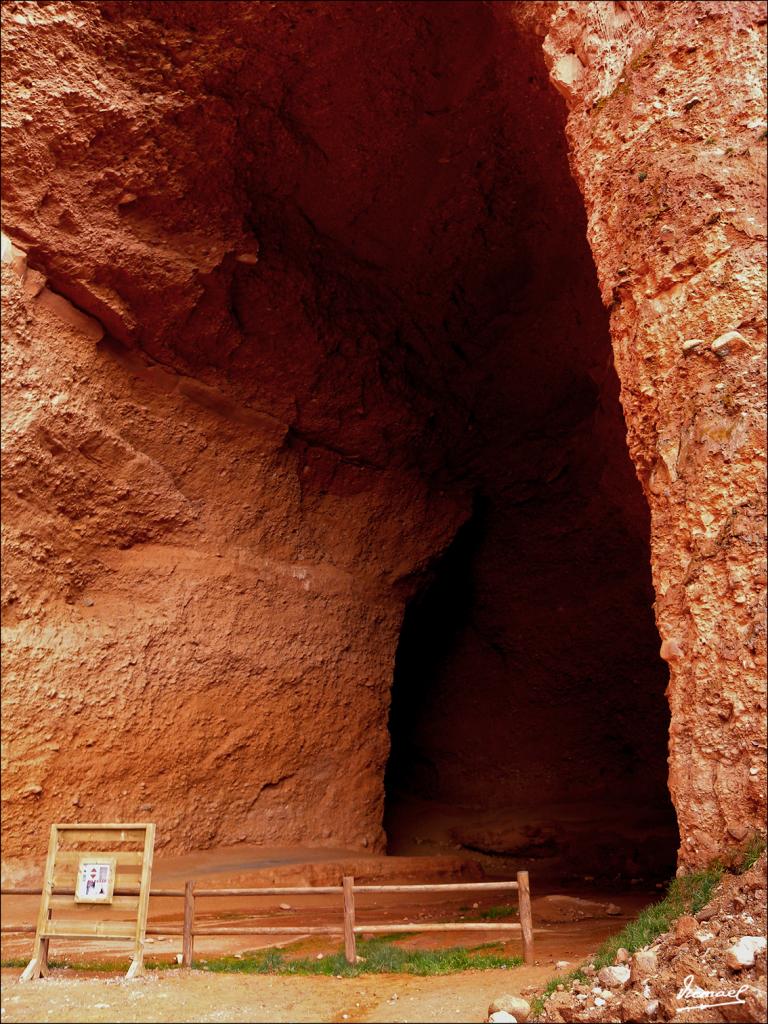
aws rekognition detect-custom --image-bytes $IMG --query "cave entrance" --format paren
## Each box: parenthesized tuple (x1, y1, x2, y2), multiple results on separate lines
(366, 1, 680, 883)
(383, 448, 679, 880)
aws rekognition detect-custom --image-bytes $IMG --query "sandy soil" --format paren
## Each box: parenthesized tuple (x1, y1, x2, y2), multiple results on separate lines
(1, 842, 661, 1022)
(1, 966, 554, 1024)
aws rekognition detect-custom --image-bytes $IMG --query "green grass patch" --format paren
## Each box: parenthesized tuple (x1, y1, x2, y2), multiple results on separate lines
(1, 939, 521, 979)
(479, 904, 518, 920)
(0, 957, 179, 972)
(198, 936, 523, 977)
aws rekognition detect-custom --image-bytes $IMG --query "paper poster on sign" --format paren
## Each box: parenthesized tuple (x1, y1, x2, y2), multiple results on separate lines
(74, 857, 116, 903)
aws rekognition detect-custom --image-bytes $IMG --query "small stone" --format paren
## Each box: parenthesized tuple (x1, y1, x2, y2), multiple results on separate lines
(595, 997, 606, 1007)
(82, 597, 94, 607)
(684, 95, 702, 109)
(711, 330, 750, 356)
(725, 935, 767, 969)
(674, 914, 697, 944)
(316, 953, 323, 959)
(645, 999, 659, 1016)
(555, 960, 571, 969)
(26, 784, 43, 796)
(598, 964, 630, 988)
(279, 902, 291, 910)
(488, 1013, 517, 1024)
(606, 903, 622, 915)
(694, 929, 715, 948)
(615, 948, 630, 964)
(235, 252, 259, 264)
(682, 338, 707, 353)
(630, 949, 658, 981)
(488, 995, 530, 1021)
(117, 192, 137, 205)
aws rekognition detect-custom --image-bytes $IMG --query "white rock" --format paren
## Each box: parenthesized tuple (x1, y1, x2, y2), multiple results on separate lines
(645, 999, 659, 1016)
(682, 338, 707, 353)
(488, 1013, 517, 1024)
(712, 330, 750, 356)
(631, 949, 658, 981)
(555, 960, 571, 969)
(598, 964, 630, 987)
(726, 935, 767, 969)
(279, 902, 292, 910)
(595, 997, 606, 1007)
(488, 995, 530, 1021)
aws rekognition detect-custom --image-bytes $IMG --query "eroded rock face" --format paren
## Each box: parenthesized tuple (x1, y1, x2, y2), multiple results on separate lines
(0, 0, 763, 866)
(530, 0, 768, 868)
(3, 242, 465, 853)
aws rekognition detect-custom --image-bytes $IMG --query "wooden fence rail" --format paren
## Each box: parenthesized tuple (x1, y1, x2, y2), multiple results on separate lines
(1, 871, 534, 966)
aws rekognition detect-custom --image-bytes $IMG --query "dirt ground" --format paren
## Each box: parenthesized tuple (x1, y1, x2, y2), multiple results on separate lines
(1, 841, 661, 1022)
(1, 965, 559, 1023)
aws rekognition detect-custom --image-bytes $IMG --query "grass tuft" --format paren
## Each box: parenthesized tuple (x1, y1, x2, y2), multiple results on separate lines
(198, 936, 522, 977)
(479, 904, 518, 920)
(0, 957, 178, 972)
(591, 863, 724, 970)
(737, 831, 766, 872)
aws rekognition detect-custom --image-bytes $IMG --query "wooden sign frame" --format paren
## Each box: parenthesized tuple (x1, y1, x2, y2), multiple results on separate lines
(21, 822, 155, 981)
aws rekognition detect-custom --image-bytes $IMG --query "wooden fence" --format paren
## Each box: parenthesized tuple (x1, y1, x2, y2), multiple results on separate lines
(1, 871, 534, 966)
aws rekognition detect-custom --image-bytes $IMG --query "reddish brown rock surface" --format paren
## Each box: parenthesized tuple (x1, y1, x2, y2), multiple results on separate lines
(530, 0, 767, 869)
(0, 0, 764, 871)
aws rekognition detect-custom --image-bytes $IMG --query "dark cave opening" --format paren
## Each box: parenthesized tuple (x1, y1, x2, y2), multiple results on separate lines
(385, 497, 489, 801)
(384, 441, 679, 879)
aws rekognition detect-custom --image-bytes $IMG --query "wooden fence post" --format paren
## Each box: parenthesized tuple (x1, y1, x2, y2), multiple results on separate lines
(342, 875, 357, 964)
(517, 870, 534, 965)
(182, 880, 196, 968)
